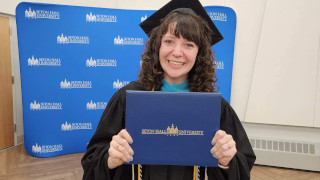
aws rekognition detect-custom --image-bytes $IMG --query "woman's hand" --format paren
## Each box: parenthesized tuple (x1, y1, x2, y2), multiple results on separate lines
(108, 129, 134, 169)
(210, 130, 237, 167)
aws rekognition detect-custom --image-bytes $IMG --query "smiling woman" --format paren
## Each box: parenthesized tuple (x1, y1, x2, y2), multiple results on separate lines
(81, 0, 256, 179)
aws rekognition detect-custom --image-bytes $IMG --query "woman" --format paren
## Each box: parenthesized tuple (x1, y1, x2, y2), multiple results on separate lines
(81, 0, 255, 179)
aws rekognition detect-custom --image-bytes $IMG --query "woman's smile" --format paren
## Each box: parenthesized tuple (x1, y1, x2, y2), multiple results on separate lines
(168, 60, 184, 66)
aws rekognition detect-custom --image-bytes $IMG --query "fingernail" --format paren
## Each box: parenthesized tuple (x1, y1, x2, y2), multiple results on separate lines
(212, 154, 217, 159)
(211, 142, 215, 146)
(210, 149, 214, 154)
(130, 157, 133, 161)
(130, 140, 133, 144)
(130, 152, 134, 156)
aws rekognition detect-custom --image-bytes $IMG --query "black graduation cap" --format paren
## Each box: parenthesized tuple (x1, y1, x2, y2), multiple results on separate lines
(139, 0, 223, 46)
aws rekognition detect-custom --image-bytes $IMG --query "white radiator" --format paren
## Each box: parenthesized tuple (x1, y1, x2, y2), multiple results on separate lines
(249, 137, 320, 171)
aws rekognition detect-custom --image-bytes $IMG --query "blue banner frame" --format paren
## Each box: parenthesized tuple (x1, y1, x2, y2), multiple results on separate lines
(16, 2, 236, 157)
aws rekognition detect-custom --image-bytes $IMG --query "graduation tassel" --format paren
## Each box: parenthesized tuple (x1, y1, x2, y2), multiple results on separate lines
(193, 166, 200, 180)
(138, 164, 142, 180)
(197, 166, 200, 180)
(132, 164, 135, 180)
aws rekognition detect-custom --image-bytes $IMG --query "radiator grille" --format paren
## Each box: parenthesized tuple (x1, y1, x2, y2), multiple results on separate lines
(249, 137, 318, 155)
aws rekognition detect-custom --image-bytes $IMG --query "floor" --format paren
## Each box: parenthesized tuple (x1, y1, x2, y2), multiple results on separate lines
(0, 144, 319, 180)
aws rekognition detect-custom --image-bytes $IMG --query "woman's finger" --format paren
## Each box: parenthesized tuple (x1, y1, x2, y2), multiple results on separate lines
(108, 144, 127, 162)
(117, 129, 134, 156)
(111, 138, 132, 162)
(214, 139, 236, 159)
(212, 133, 232, 153)
(211, 130, 226, 145)
(119, 129, 133, 144)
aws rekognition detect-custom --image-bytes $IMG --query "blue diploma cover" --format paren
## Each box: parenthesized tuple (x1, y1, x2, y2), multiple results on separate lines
(126, 91, 221, 167)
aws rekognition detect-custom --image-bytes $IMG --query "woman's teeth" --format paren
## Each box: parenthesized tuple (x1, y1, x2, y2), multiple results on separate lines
(169, 60, 184, 66)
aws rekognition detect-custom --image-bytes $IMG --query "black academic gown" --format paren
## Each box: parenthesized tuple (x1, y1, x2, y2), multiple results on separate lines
(81, 81, 256, 180)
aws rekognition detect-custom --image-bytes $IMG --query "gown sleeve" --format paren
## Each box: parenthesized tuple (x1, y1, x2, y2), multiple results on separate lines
(207, 98, 256, 180)
(81, 89, 127, 180)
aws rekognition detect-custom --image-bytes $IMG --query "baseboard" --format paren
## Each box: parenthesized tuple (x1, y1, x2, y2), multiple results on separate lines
(17, 135, 24, 145)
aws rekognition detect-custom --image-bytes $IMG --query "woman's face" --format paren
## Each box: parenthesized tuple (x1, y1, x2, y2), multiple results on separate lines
(159, 30, 199, 85)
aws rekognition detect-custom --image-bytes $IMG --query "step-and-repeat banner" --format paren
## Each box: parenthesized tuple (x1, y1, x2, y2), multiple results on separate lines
(16, 2, 236, 157)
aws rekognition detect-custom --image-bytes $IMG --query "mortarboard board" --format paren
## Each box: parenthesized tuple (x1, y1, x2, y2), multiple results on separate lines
(139, 0, 223, 46)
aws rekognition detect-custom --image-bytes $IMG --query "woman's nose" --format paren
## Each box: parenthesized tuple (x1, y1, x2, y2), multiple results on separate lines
(172, 45, 183, 57)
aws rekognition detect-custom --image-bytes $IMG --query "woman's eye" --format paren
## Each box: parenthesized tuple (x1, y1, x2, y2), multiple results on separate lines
(164, 40, 172, 44)
(186, 43, 194, 47)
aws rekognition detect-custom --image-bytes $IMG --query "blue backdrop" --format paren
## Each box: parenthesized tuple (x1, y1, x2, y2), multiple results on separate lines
(16, 2, 236, 157)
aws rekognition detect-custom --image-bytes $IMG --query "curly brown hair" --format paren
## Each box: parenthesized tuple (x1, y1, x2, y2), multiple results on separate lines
(138, 10, 218, 92)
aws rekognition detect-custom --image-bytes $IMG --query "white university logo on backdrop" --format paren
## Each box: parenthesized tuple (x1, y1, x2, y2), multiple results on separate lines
(25, 7, 60, 19)
(113, 79, 130, 89)
(86, 100, 107, 110)
(57, 33, 89, 44)
(86, 12, 117, 22)
(86, 57, 117, 67)
(30, 100, 62, 110)
(28, 55, 61, 66)
(214, 61, 224, 69)
(141, 15, 147, 22)
(114, 35, 143, 45)
(60, 79, 92, 89)
(32, 143, 63, 153)
(208, 12, 227, 22)
(61, 121, 92, 131)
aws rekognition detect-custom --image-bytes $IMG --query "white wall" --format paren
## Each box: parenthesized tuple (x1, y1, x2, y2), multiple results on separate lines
(226, 0, 267, 122)
(316, 36, 320, 127)
(0, 0, 117, 15)
(0, 0, 227, 15)
(245, 0, 320, 127)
